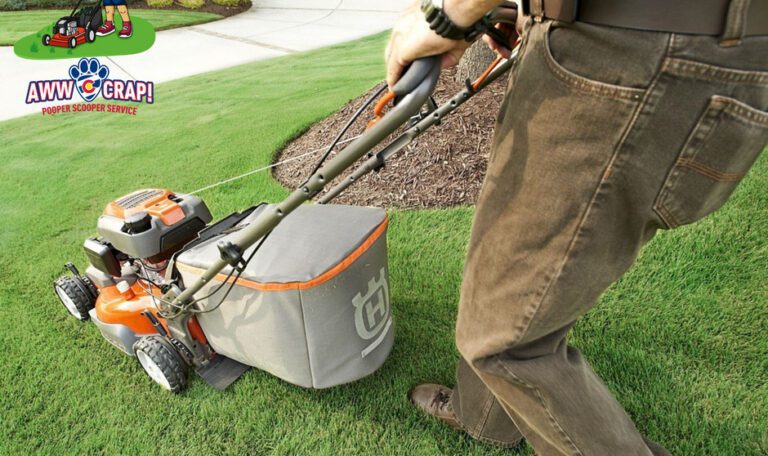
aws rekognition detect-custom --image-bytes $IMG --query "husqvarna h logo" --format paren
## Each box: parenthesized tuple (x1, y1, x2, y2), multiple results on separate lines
(353, 267, 392, 358)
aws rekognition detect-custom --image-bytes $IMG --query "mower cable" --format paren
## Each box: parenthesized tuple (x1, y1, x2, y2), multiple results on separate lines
(188, 80, 386, 197)
(136, 231, 272, 318)
(188, 135, 364, 195)
(135, 269, 178, 312)
(188, 231, 272, 314)
(303, 82, 388, 184)
(153, 231, 272, 318)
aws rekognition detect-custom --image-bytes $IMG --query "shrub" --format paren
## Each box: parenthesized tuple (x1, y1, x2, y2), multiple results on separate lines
(211, 0, 239, 6)
(146, 0, 172, 7)
(0, 0, 27, 11)
(177, 0, 204, 9)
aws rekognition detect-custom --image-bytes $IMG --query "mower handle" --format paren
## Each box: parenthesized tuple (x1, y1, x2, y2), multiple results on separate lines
(167, 56, 442, 310)
(392, 56, 441, 97)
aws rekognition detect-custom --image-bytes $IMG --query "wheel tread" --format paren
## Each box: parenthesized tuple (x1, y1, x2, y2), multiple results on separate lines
(134, 336, 188, 393)
(54, 276, 95, 321)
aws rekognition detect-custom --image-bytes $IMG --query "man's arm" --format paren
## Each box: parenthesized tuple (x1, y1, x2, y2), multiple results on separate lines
(385, 0, 503, 87)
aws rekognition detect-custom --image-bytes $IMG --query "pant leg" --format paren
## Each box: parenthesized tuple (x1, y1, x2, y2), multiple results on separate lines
(455, 19, 768, 456)
(452, 356, 522, 448)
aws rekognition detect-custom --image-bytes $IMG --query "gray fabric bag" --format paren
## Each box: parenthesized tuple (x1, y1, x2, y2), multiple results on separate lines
(176, 204, 393, 388)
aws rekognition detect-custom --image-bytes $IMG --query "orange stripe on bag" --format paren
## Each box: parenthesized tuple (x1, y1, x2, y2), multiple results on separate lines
(177, 217, 389, 292)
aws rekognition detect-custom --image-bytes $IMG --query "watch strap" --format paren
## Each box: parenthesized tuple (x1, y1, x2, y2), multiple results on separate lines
(422, 0, 490, 41)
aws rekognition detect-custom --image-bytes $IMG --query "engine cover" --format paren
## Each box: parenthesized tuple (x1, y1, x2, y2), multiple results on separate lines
(97, 189, 212, 262)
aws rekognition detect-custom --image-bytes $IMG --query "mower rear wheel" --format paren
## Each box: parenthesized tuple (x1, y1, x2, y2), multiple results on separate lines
(54, 276, 95, 321)
(42, 34, 51, 46)
(69, 37, 77, 48)
(86, 29, 95, 43)
(134, 336, 188, 394)
(81, 275, 99, 299)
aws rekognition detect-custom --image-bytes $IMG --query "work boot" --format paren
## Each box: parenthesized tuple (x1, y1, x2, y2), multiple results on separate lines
(96, 21, 115, 36)
(409, 384, 461, 430)
(119, 22, 132, 39)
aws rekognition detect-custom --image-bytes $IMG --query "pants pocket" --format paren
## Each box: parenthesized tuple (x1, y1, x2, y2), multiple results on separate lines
(654, 95, 768, 228)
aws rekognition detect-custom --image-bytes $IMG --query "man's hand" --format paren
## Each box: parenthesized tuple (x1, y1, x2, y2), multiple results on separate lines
(385, 2, 470, 88)
(482, 23, 517, 59)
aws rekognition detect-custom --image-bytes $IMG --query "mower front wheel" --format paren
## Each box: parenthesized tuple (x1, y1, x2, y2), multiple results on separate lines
(54, 276, 95, 321)
(42, 34, 51, 46)
(134, 336, 188, 394)
(69, 37, 77, 49)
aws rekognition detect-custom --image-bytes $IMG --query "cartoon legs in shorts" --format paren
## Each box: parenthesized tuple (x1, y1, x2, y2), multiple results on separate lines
(96, 0, 132, 39)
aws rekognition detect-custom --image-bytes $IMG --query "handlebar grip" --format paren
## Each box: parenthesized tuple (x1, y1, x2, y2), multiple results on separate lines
(489, 1, 518, 25)
(392, 55, 442, 97)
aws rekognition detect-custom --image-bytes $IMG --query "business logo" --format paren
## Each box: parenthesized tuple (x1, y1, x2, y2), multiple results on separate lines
(25, 58, 154, 116)
(352, 267, 392, 358)
(70, 57, 109, 102)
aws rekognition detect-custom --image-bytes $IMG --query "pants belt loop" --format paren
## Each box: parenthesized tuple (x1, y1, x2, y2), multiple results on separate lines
(530, 0, 545, 21)
(720, 0, 751, 47)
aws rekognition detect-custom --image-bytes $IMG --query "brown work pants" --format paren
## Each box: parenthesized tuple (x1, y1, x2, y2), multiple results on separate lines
(452, 16, 768, 456)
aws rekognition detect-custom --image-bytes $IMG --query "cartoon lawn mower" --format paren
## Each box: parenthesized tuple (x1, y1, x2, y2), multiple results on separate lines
(42, 0, 103, 49)
(52, 4, 520, 394)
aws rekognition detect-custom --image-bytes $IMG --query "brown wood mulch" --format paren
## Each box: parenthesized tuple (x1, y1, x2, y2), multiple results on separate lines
(272, 67, 509, 210)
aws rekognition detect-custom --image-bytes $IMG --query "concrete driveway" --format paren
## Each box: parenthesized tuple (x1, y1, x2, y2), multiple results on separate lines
(0, 0, 410, 121)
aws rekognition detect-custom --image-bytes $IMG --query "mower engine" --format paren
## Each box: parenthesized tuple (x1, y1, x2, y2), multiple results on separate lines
(56, 18, 78, 36)
(95, 189, 211, 265)
(55, 189, 212, 361)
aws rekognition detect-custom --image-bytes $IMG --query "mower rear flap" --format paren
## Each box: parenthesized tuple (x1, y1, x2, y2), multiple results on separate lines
(196, 354, 251, 390)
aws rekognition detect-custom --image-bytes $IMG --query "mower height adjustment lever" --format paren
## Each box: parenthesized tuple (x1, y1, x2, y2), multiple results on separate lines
(409, 96, 440, 127)
(141, 311, 169, 338)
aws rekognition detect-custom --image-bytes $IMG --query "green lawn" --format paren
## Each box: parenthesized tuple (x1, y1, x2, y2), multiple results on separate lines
(0, 8, 223, 45)
(1, 34, 766, 455)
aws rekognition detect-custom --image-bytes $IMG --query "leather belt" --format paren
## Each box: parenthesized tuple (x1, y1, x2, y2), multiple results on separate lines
(523, 0, 768, 37)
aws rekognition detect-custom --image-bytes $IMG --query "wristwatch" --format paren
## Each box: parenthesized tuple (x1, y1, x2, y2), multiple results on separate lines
(421, 0, 490, 42)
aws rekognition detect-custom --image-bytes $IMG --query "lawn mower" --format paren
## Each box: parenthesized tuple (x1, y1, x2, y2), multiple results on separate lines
(42, 0, 103, 49)
(53, 5, 520, 393)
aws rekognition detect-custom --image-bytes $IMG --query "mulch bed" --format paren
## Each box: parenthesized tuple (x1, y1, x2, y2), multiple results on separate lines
(273, 67, 509, 209)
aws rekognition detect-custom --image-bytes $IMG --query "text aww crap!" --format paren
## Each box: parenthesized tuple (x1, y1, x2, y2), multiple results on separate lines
(25, 79, 154, 104)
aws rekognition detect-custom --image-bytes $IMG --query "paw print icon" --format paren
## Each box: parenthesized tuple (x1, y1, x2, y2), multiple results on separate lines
(69, 58, 110, 102)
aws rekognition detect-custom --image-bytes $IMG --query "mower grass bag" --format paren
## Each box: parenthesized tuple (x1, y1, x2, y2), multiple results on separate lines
(176, 204, 393, 388)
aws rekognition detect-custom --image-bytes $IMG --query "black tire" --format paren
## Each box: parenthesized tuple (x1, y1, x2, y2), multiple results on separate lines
(69, 37, 77, 49)
(86, 29, 95, 43)
(54, 276, 95, 321)
(42, 34, 51, 46)
(81, 276, 99, 299)
(133, 336, 188, 393)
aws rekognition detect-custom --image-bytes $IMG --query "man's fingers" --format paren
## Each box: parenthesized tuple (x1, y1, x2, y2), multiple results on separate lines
(483, 24, 516, 58)
(386, 55, 405, 89)
(441, 54, 458, 69)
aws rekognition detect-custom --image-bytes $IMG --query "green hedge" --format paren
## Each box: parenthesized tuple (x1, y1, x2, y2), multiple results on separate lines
(0, 0, 26, 10)
(146, 0, 172, 7)
(177, 0, 203, 8)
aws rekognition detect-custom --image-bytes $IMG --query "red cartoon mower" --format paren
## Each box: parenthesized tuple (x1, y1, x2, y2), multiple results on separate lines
(42, 0, 103, 49)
